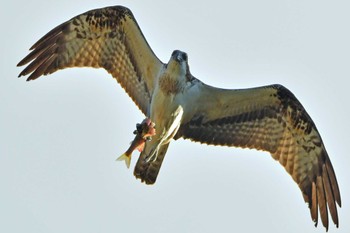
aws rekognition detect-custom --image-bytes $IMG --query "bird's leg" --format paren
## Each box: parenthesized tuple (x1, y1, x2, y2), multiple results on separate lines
(145, 106, 184, 162)
(137, 118, 156, 150)
(140, 118, 156, 138)
(117, 118, 156, 168)
(132, 118, 156, 137)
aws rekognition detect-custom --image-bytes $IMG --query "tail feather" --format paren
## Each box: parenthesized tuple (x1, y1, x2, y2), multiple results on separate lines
(117, 153, 131, 169)
(134, 143, 170, 184)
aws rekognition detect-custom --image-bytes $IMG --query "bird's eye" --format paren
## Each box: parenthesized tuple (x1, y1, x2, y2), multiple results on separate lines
(182, 53, 188, 61)
(171, 50, 178, 57)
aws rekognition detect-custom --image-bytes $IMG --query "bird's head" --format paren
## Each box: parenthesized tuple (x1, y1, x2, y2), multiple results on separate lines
(165, 50, 191, 81)
(171, 50, 188, 63)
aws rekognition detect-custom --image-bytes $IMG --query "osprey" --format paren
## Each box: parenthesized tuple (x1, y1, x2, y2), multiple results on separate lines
(17, 5, 341, 230)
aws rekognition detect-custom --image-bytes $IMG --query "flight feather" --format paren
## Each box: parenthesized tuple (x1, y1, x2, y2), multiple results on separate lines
(175, 83, 341, 229)
(17, 6, 163, 115)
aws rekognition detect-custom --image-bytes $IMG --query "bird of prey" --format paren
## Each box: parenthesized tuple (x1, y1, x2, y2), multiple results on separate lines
(17, 5, 341, 230)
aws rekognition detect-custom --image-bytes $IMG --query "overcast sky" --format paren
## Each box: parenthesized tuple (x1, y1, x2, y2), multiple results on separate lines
(1, 0, 349, 232)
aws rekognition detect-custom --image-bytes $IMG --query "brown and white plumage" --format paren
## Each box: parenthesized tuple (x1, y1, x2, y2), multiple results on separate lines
(17, 6, 162, 115)
(17, 5, 341, 230)
(174, 83, 341, 229)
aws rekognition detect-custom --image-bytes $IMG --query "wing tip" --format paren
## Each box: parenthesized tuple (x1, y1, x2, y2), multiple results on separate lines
(304, 152, 341, 230)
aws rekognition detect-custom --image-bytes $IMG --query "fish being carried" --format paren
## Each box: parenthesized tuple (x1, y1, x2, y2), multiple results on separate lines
(117, 118, 156, 168)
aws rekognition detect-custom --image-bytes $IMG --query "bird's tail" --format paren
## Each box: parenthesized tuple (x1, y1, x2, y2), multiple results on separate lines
(117, 153, 131, 169)
(134, 143, 170, 184)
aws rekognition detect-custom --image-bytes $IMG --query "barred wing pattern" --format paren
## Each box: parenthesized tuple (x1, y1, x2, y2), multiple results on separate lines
(17, 6, 163, 115)
(17, 5, 341, 230)
(175, 83, 341, 230)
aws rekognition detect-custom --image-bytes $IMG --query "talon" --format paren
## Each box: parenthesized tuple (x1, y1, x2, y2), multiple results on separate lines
(136, 123, 142, 133)
(120, 118, 157, 166)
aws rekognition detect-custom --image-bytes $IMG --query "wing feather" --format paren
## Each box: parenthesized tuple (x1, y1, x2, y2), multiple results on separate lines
(17, 6, 164, 115)
(323, 164, 337, 227)
(175, 82, 341, 229)
(311, 181, 318, 226)
(317, 175, 328, 229)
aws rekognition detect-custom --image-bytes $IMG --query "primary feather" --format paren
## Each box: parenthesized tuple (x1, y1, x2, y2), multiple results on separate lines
(17, 5, 341, 230)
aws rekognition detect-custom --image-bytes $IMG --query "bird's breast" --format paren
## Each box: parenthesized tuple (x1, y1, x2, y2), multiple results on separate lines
(158, 73, 184, 95)
(149, 77, 184, 133)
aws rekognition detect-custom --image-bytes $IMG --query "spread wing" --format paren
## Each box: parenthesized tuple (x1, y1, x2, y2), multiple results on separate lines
(175, 82, 341, 230)
(17, 6, 164, 115)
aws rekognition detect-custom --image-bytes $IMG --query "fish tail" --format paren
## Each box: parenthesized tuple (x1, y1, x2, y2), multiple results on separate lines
(116, 153, 131, 169)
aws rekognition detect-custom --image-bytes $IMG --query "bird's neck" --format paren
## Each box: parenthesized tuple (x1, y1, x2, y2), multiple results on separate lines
(158, 73, 185, 95)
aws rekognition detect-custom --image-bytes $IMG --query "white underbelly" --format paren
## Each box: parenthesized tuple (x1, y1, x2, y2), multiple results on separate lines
(149, 89, 183, 142)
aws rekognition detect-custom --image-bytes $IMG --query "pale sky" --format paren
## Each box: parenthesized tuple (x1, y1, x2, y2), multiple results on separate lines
(1, 1, 349, 233)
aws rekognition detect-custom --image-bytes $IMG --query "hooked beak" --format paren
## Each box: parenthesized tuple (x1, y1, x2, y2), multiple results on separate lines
(171, 50, 187, 62)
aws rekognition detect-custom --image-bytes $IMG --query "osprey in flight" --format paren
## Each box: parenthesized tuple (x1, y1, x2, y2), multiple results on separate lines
(17, 5, 341, 230)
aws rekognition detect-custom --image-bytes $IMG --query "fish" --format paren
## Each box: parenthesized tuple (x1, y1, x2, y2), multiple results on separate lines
(117, 118, 156, 168)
